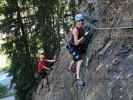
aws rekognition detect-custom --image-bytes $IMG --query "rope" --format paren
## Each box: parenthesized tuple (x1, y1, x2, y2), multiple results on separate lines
(93, 26, 133, 30)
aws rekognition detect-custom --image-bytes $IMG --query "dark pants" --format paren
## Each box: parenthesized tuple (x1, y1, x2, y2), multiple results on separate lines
(39, 70, 48, 79)
(66, 44, 84, 61)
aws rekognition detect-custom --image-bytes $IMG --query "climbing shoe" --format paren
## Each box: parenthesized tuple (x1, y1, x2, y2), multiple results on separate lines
(76, 79, 85, 86)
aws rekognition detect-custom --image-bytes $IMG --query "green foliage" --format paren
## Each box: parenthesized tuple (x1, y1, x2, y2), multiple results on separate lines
(0, 0, 79, 99)
(0, 0, 68, 100)
(0, 84, 7, 97)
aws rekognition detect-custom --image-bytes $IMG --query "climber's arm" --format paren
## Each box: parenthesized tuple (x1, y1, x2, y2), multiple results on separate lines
(73, 28, 84, 46)
(44, 59, 56, 63)
(42, 65, 50, 70)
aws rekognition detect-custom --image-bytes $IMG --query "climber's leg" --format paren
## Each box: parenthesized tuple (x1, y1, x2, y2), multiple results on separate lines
(36, 71, 46, 94)
(71, 61, 77, 73)
(42, 77, 47, 86)
(71, 48, 83, 79)
(76, 59, 83, 79)
(72, 50, 86, 86)
(45, 76, 50, 91)
(36, 79, 43, 94)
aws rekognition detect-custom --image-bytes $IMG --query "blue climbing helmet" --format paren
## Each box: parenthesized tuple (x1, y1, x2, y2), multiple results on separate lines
(75, 13, 84, 22)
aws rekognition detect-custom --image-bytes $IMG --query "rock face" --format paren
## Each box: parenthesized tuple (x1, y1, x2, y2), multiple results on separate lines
(33, 0, 133, 100)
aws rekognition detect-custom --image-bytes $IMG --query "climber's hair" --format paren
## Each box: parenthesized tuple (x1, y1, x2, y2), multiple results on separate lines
(37, 52, 46, 62)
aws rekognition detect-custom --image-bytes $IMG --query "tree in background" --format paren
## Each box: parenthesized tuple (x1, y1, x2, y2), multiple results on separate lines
(0, 0, 78, 99)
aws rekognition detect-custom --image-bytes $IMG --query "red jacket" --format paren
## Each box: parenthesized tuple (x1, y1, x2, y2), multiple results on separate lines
(37, 60, 48, 72)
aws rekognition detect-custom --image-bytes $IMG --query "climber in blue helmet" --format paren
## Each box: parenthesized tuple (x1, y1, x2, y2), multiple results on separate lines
(66, 13, 89, 85)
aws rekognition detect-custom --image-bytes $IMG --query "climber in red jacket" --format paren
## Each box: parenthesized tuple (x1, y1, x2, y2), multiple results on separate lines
(36, 52, 56, 93)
